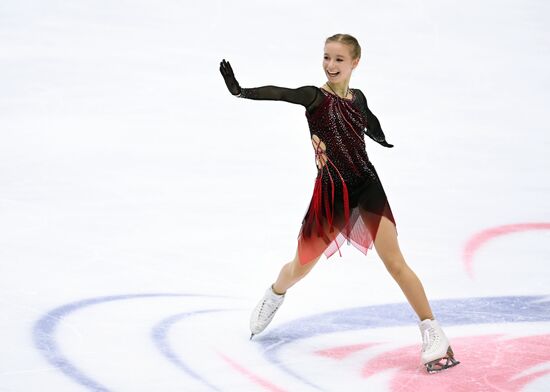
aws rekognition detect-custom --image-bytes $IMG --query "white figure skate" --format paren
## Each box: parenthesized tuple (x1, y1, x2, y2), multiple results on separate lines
(249, 285, 285, 339)
(419, 319, 460, 373)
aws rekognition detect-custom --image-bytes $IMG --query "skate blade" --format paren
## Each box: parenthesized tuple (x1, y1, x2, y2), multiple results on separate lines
(250, 333, 255, 340)
(425, 347, 460, 374)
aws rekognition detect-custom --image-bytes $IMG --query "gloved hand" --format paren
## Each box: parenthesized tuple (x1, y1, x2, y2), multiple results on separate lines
(380, 141, 394, 148)
(219, 59, 242, 96)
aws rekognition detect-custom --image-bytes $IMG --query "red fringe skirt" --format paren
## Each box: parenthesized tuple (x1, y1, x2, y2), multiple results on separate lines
(297, 164, 397, 265)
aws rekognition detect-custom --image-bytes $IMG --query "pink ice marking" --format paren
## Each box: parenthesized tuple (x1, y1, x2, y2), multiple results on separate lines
(358, 334, 550, 391)
(463, 222, 550, 278)
(315, 342, 382, 360)
(218, 352, 288, 392)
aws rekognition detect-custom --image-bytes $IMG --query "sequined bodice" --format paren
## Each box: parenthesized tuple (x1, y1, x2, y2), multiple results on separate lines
(233, 83, 394, 244)
(305, 88, 374, 188)
(236, 83, 392, 189)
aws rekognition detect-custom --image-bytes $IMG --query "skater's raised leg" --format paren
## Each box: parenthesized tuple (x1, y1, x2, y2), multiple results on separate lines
(249, 248, 322, 339)
(249, 285, 286, 339)
(250, 227, 337, 339)
(272, 246, 322, 295)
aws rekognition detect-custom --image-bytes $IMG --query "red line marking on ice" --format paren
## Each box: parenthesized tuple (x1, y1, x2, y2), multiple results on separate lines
(218, 352, 288, 392)
(463, 222, 550, 278)
(315, 342, 381, 360)
(362, 334, 550, 391)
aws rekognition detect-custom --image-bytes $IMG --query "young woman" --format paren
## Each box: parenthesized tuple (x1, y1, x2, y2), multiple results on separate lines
(219, 33, 460, 373)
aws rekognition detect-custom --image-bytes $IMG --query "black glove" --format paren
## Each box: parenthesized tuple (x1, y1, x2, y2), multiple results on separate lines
(219, 59, 242, 96)
(379, 140, 394, 148)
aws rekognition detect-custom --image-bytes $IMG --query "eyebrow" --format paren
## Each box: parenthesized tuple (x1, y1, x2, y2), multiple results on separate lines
(324, 53, 345, 58)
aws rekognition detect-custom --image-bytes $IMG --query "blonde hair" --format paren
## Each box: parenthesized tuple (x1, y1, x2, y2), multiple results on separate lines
(325, 33, 361, 60)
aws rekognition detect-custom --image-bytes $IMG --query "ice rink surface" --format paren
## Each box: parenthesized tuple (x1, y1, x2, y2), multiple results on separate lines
(1, 0, 549, 391)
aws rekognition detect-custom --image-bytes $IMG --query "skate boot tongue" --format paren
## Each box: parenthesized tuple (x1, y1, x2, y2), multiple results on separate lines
(420, 319, 440, 345)
(419, 318, 437, 330)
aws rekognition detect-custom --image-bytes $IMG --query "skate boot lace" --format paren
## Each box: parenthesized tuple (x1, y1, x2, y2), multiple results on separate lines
(258, 297, 281, 321)
(422, 326, 440, 352)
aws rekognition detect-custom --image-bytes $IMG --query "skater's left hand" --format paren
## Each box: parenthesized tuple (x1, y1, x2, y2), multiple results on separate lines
(219, 59, 242, 96)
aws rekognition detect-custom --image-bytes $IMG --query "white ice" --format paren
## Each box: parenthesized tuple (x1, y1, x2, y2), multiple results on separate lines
(1, 1, 549, 391)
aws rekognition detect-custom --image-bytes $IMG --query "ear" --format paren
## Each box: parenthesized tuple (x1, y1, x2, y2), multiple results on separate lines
(352, 57, 360, 69)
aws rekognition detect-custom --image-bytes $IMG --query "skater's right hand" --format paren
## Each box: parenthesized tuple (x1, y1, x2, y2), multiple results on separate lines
(219, 59, 242, 96)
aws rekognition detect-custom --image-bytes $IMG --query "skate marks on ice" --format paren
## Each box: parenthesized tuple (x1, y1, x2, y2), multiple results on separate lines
(32, 293, 255, 392)
(152, 309, 230, 392)
(152, 309, 290, 392)
(33, 293, 191, 392)
(32, 294, 550, 392)
(32, 292, 302, 392)
(257, 296, 550, 391)
(359, 334, 550, 390)
(33, 223, 550, 391)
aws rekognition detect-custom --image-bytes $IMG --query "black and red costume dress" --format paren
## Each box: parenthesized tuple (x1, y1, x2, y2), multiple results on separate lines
(238, 85, 397, 264)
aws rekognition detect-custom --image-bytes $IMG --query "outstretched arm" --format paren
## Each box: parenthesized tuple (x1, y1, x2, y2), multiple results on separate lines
(238, 85, 319, 107)
(355, 89, 394, 148)
(219, 59, 322, 111)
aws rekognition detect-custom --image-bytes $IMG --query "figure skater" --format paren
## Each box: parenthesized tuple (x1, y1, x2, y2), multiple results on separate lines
(219, 33, 460, 373)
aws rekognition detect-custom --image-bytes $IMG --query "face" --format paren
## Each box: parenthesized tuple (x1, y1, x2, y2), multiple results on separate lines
(323, 41, 360, 84)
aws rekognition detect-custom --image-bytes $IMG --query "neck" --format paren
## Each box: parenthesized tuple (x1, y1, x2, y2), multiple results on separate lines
(326, 81, 350, 97)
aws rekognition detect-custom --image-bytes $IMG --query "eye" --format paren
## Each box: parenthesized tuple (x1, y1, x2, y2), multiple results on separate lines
(337, 59, 343, 62)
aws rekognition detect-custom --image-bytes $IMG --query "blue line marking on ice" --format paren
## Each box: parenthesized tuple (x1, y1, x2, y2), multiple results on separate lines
(33, 294, 550, 391)
(151, 309, 227, 392)
(32, 293, 228, 392)
(257, 295, 550, 388)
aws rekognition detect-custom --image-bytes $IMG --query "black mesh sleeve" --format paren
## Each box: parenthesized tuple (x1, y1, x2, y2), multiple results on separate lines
(238, 85, 323, 114)
(354, 89, 394, 148)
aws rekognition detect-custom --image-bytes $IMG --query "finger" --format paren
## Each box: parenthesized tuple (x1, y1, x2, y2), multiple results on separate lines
(223, 61, 231, 76)
(220, 63, 228, 77)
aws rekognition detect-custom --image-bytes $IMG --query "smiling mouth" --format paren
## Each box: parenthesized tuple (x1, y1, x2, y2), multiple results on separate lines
(327, 71, 340, 76)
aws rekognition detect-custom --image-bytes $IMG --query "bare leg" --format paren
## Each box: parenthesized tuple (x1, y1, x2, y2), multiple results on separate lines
(272, 248, 322, 294)
(249, 237, 331, 339)
(273, 226, 339, 294)
(373, 215, 434, 321)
